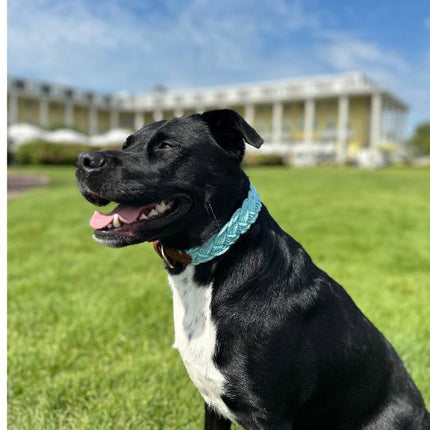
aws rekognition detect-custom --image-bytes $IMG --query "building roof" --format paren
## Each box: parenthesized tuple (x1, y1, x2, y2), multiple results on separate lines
(7, 72, 408, 111)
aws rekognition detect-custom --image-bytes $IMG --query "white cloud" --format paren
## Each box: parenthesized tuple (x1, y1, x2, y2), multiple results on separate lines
(7, 0, 321, 92)
(320, 36, 407, 73)
(7, 0, 430, 133)
(317, 31, 409, 90)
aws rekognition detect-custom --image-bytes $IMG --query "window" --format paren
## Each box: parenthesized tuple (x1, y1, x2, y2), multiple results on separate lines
(14, 80, 25, 90)
(41, 84, 50, 94)
(64, 89, 74, 98)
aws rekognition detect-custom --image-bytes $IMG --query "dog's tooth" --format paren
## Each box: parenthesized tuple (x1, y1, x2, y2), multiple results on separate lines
(155, 203, 165, 213)
(139, 213, 148, 220)
(159, 201, 167, 212)
(149, 209, 158, 217)
(107, 223, 113, 229)
(113, 214, 121, 228)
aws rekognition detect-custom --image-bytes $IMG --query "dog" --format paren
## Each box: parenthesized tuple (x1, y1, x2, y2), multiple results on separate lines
(76, 109, 428, 429)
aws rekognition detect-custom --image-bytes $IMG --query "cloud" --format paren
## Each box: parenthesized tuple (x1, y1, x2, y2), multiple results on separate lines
(317, 31, 409, 90)
(7, 0, 430, 132)
(320, 35, 407, 74)
(7, 0, 321, 92)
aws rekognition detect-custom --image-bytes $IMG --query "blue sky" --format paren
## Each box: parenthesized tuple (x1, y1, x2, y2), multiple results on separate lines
(8, 0, 430, 133)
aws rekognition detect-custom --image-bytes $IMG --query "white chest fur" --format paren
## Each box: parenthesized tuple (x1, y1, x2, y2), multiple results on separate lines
(168, 266, 236, 423)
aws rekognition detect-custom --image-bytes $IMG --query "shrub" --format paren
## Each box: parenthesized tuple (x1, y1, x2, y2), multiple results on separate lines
(14, 141, 121, 165)
(243, 153, 285, 166)
(7, 138, 14, 165)
(15, 141, 287, 167)
(408, 122, 430, 155)
(7, 150, 14, 165)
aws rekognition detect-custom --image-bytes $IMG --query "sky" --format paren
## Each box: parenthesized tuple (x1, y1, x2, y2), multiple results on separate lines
(8, 0, 430, 134)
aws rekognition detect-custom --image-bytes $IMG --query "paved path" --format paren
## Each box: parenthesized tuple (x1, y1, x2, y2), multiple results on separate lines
(7, 174, 49, 197)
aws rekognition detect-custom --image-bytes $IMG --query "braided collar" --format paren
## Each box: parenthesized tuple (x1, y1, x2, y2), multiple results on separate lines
(153, 183, 262, 268)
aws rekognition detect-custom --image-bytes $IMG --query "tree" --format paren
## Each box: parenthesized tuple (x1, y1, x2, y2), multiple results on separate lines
(408, 122, 430, 155)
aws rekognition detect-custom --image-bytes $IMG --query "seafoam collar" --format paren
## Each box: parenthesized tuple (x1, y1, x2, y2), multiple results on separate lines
(153, 183, 262, 267)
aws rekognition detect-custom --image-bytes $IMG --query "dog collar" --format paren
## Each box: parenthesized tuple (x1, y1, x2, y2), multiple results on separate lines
(153, 183, 262, 268)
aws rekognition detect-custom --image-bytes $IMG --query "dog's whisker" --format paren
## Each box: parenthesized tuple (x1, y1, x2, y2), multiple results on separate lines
(206, 202, 221, 230)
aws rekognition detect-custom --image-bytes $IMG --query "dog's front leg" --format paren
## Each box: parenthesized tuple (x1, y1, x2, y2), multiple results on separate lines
(204, 403, 231, 430)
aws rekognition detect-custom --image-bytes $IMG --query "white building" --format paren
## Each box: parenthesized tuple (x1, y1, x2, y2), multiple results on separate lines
(7, 72, 408, 165)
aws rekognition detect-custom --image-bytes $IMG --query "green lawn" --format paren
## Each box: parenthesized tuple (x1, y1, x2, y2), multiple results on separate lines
(8, 166, 430, 429)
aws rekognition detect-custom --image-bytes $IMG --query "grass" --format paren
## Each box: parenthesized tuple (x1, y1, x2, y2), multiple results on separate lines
(8, 165, 430, 429)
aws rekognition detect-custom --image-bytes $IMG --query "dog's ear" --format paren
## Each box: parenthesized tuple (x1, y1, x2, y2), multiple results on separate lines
(200, 109, 264, 160)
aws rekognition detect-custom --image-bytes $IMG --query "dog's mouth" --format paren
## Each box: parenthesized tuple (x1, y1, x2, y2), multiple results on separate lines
(85, 192, 192, 247)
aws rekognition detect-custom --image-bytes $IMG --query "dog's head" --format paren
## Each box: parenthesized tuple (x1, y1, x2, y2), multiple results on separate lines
(76, 109, 263, 249)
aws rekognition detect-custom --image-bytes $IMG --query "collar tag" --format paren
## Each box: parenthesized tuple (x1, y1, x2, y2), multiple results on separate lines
(153, 241, 176, 269)
(152, 241, 192, 268)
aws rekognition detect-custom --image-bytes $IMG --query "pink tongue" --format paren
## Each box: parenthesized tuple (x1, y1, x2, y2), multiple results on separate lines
(90, 205, 144, 229)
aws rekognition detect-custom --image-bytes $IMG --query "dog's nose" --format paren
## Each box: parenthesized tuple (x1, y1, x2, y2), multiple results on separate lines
(77, 151, 106, 171)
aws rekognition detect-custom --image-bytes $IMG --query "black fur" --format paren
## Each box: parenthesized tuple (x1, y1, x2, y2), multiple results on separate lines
(76, 109, 429, 429)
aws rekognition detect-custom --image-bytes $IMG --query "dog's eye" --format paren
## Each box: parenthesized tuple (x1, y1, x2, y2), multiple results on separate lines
(156, 141, 174, 150)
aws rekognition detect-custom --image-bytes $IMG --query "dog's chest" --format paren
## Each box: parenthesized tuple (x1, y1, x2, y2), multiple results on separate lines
(168, 266, 236, 423)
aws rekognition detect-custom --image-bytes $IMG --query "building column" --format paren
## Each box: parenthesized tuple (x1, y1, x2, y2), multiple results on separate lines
(39, 99, 48, 128)
(370, 93, 382, 150)
(9, 94, 18, 124)
(272, 102, 283, 144)
(134, 112, 144, 130)
(89, 106, 98, 135)
(154, 110, 163, 122)
(245, 103, 255, 126)
(65, 103, 74, 128)
(304, 99, 315, 144)
(337, 95, 349, 162)
(110, 109, 119, 129)
(174, 107, 184, 117)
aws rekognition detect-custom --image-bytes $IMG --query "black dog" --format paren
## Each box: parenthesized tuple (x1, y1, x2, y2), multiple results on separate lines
(76, 110, 428, 429)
